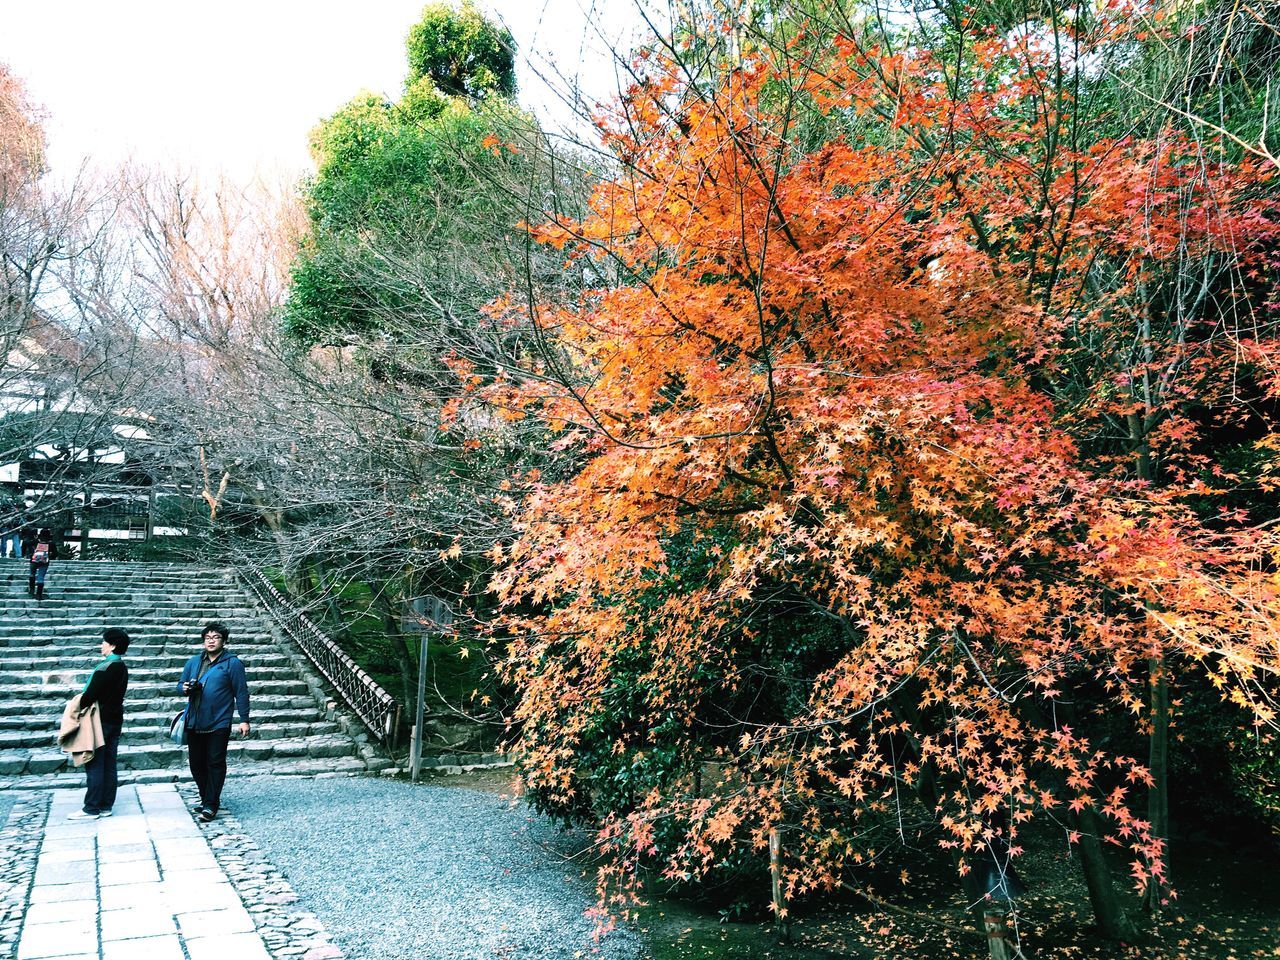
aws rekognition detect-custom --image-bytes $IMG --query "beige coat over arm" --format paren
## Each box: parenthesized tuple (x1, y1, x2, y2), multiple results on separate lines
(58, 695, 104, 767)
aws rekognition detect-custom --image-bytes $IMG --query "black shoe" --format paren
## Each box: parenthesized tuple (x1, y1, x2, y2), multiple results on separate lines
(191, 803, 208, 814)
(199, 809, 216, 822)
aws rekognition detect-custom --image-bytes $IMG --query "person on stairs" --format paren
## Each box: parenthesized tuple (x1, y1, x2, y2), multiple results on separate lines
(178, 621, 250, 822)
(27, 528, 56, 600)
(67, 628, 130, 820)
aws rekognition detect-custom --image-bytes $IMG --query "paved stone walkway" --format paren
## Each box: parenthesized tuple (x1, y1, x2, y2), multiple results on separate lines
(17, 784, 271, 960)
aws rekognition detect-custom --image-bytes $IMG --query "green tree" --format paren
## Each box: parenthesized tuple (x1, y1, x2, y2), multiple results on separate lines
(274, 2, 581, 731)
(406, 1, 516, 99)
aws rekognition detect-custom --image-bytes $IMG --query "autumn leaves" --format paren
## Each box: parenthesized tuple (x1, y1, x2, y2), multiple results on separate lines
(484, 3, 1280, 949)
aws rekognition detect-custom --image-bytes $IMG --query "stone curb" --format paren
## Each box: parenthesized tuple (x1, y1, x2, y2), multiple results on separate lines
(0, 792, 48, 960)
(179, 782, 345, 960)
(379, 758, 515, 778)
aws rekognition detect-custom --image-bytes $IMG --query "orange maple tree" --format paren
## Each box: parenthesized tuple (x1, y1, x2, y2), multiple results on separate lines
(482, 3, 1280, 949)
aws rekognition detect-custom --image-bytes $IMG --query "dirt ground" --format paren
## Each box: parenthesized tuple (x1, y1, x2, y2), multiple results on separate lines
(434, 769, 1280, 960)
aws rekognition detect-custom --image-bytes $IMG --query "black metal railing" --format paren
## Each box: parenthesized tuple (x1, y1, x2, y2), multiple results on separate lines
(235, 562, 402, 747)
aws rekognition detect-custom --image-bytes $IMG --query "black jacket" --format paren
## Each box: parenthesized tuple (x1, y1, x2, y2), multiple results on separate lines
(81, 657, 128, 727)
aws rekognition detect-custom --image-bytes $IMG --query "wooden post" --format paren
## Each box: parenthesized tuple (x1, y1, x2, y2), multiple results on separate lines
(984, 909, 1012, 960)
(410, 632, 428, 781)
(145, 485, 156, 542)
(769, 827, 790, 943)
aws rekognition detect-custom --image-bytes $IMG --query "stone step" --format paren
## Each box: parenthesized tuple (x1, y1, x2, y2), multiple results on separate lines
(0, 560, 388, 785)
(0, 569, 235, 579)
(0, 622, 271, 638)
(1, 582, 240, 590)
(3, 607, 251, 615)
(0, 634, 279, 649)
(0, 649, 283, 662)
(2, 586, 240, 597)
(1, 718, 343, 749)
(0, 641, 277, 652)
(0, 561, 234, 574)
(0, 606, 263, 620)
(0, 755, 384, 792)
(0, 625, 277, 637)
(0, 628, 274, 640)
(0, 635, 273, 648)
(5, 585, 240, 594)
(0, 643, 273, 655)
(0, 704, 334, 731)
(0, 677, 315, 701)
(0, 651, 294, 670)
(5, 655, 291, 671)
(0, 573, 238, 582)
(0, 652, 287, 668)
(7, 597, 242, 604)
(0, 619, 272, 634)
(1, 736, 368, 776)
(0, 578, 239, 591)
(1, 597, 249, 607)
(3, 671, 305, 693)
(0, 694, 322, 720)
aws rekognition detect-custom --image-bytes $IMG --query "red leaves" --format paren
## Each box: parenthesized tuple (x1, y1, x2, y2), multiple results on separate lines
(489, 1, 1280, 925)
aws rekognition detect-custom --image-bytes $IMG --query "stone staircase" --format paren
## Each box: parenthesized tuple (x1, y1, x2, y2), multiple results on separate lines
(0, 559, 390, 789)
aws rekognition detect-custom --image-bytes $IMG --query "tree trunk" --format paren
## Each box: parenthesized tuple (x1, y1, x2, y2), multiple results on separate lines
(1070, 807, 1141, 942)
(1145, 656, 1170, 911)
(374, 590, 416, 716)
(252, 502, 299, 594)
(891, 699, 1031, 959)
(1029, 697, 1141, 941)
(769, 827, 791, 943)
(1129, 308, 1171, 914)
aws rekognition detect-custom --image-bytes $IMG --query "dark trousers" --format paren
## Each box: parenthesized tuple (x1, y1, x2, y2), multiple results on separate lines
(187, 728, 232, 812)
(27, 562, 47, 597)
(83, 723, 121, 813)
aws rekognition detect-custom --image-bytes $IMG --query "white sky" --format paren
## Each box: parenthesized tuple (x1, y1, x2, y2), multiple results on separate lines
(0, 0, 657, 186)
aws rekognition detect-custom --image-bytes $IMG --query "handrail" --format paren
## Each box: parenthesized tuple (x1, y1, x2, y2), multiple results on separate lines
(233, 560, 402, 747)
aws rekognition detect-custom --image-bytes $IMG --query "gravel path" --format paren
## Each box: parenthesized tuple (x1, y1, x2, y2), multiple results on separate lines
(228, 775, 642, 960)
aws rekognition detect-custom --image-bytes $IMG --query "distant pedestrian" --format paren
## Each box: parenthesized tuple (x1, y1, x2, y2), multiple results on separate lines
(65, 628, 130, 820)
(19, 525, 36, 559)
(27, 528, 56, 600)
(0, 517, 20, 558)
(178, 621, 250, 821)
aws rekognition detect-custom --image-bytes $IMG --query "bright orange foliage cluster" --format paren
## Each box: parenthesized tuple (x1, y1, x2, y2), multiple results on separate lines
(488, 5, 1280, 919)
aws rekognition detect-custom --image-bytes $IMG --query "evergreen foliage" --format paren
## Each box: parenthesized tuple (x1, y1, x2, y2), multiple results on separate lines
(405, 1, 517, 99)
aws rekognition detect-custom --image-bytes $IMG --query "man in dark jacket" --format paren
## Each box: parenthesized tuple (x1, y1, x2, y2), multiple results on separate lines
(178, 621, 250, 822)
(68, 627, 130, 820)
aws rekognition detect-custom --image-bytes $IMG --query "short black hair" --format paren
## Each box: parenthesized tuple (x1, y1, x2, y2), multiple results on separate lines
(103, 627, 130, 654)
(201, 621, 230, 642)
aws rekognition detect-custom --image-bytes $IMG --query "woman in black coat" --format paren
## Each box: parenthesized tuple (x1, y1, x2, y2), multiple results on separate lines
(68, 628, 130, 820)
